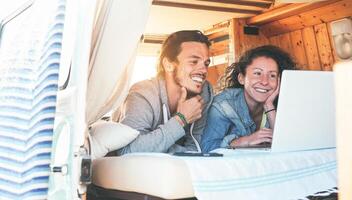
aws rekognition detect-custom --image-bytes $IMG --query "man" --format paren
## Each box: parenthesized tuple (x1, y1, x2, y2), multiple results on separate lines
(113, 30, 213, 155)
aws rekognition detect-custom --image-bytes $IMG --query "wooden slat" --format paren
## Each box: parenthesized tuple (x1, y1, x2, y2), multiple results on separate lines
(207, 66, 220, 86)
(210, 39, 229, 54)
(269, 35, 280, 47)
(206, 63, 228, 86)
(210, 48, 227, 57)
(278, 33, 292, 54)
(260, 0, 352, 37)
(230, 18, 242, 62)
(197, 0, 273, 8)
(290, 30, 308, 70)
(204, 21, 230, 35)
(314, 23, 334, 71)
(302, 27, 321, 70)
(207, 29, 228, 40)
(247, 1, 339, 25)
(152, 0, 260, 14)
(230, 19, 269, 61)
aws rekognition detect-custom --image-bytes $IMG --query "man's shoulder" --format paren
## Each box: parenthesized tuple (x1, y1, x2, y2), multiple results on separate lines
(129, 77, 160, 97)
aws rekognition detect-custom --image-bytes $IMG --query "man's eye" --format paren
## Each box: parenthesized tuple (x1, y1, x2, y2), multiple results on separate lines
(254, 72, 261, 76)
(190, 60, 198, 65)
(204, 60, 210, 67)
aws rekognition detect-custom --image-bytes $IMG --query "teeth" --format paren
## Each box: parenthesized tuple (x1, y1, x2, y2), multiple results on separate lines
(191, 76, 204, 83)
(255, 88, 269, 93)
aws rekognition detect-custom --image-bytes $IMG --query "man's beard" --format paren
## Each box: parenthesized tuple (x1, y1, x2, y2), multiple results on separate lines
(175, 75, 201, 99)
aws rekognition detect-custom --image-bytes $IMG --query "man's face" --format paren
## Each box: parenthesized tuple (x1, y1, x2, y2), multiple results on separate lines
(174, 42, 210, 95)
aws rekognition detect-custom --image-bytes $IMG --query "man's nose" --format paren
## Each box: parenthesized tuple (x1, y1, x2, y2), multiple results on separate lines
(198, 61, 208, 72)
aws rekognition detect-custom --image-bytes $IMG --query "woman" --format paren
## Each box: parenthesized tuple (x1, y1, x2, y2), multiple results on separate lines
(201, 45, 296, 153)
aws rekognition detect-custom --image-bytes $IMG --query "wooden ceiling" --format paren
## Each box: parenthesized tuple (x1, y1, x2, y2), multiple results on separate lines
(152, 0, 275, 16)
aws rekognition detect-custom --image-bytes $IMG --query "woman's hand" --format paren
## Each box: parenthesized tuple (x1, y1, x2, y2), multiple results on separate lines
(264, 77, 280, 111)
(230, 128, 273, 147)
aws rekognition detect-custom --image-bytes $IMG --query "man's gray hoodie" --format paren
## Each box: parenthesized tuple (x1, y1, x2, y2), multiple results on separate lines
(114, 77, 213, 155)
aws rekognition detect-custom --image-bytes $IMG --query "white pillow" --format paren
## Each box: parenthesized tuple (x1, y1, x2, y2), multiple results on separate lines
(89, 121, 139, 159)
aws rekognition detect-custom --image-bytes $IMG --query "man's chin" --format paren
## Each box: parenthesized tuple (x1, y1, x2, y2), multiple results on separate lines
(185, 88, 202, 99)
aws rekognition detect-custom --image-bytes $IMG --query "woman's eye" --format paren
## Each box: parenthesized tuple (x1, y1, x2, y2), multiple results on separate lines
(270, 74, 278, 79)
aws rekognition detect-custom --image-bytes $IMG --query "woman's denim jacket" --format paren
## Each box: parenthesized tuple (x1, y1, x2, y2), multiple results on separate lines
(201, 88, 269, 153)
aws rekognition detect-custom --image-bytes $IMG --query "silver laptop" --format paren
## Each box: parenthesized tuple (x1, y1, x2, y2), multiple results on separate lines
(233, 70, 336, 152)
(270, 70, 336, 152)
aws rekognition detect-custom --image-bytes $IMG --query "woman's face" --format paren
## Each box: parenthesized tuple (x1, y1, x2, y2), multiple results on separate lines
(238, 56, 279, 105)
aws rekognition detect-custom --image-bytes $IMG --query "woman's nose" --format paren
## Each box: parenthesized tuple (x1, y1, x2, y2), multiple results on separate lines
(260, 75, 269, 85)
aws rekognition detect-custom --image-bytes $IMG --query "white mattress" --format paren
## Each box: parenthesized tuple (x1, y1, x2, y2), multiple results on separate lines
(92, 153, 194, 199)
(92, 149, 337, 200)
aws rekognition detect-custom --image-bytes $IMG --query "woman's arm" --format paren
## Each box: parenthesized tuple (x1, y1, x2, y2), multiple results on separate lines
(201, 105, 232, 153)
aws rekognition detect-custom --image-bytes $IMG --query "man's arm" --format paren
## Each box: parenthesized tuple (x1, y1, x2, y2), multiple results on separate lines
(117, 92, 185, 155)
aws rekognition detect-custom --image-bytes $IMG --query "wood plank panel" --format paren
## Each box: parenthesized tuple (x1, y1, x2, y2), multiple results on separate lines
(230, 18, 242, 62)
(207, 29, 229, 40)
(207, 66, 220, 86)
(302, 27, 321, 70)
(260, 0, 352, 37)
(210, 39, 229, 56)
(314, 23, 334, 71)
(210, 48, 227, 57)
(269, 35, 280, 47)
(247, 1, 339, 25)
(278, 33, 292, 54)
(290, 30, 308, 70)
(206, 63, 228, 86)
(231, 19, 269, 61)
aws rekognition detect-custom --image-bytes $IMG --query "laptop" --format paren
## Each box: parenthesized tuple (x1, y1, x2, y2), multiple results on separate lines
(234, 70, 336, 152)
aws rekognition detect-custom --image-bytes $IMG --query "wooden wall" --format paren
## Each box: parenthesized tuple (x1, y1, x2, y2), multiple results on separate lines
(204, 22, 231, 87)
(236, 0, 352, 71)
(205, 0, 352, 86)
(267, 22, 335, 70)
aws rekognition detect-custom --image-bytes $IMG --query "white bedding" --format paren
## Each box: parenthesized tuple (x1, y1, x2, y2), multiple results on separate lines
(92, 153, 194, 199)
(92, 148, 337, 200)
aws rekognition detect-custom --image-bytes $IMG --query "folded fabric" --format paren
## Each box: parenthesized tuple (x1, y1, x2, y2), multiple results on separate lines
(89, 121, 139, 159)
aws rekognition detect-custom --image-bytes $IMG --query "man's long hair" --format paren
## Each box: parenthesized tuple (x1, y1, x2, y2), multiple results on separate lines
(157, 30, 211, 78)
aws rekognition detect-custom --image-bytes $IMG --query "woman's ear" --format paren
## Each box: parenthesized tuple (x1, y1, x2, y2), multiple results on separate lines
(162, 58, 175, 73)
(238, 73, 245, 85)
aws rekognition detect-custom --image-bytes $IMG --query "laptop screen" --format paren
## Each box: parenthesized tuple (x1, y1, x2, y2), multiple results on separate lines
(271, 70, 336, 152)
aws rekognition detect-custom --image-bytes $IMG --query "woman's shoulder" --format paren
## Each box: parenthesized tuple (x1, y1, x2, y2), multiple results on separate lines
(213, 88, 243, 103)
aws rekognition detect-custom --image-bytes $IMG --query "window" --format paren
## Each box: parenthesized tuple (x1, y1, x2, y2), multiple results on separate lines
(130, 55, 157, 85)
(0, 0, 33, 47)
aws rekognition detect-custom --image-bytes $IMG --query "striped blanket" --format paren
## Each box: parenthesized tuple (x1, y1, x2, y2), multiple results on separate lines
(181, 148, 337, 200)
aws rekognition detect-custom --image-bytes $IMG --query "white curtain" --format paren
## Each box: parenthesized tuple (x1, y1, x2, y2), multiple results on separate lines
(86, 0, 152, 125)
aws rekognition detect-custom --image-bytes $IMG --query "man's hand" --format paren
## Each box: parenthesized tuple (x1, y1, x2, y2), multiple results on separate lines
(176, 87, 204, 124)
(230, 128, 273, 147)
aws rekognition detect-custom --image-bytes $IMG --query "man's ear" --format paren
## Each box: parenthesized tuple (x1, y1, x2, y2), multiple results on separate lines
(162, 58, 175, 73)
(238, 73, 245, 85)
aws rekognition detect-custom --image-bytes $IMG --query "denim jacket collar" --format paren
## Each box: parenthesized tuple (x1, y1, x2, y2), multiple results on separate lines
(225, 88, 256, 130)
